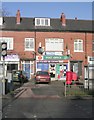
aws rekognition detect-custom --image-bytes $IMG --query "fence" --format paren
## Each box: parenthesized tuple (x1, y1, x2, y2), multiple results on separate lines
(64, 82, 92, 97)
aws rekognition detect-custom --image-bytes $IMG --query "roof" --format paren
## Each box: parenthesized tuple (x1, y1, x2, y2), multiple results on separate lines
(0, 17, 93, 33)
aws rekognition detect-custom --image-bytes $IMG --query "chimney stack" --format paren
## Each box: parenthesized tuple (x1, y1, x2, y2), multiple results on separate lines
(60, 13, 66, 26)
(16, 10, 21, 24)
(75, 17, 77, 20)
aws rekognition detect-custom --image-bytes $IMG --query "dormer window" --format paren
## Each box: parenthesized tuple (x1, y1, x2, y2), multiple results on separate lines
(35, 18, 50, 26)
(0, 17, 3, 25)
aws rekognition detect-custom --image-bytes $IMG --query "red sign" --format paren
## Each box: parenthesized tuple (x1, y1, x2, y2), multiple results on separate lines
(38, 56, 42, 60)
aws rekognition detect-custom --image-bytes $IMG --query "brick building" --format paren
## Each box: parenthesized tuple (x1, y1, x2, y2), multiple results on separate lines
(0, 10, 93, 81)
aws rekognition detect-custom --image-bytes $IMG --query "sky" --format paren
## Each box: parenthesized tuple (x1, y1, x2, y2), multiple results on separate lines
(1, 2, 93, 20)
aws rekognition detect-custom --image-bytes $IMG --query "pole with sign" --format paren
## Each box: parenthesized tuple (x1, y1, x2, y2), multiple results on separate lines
(1, 42, 7, 95)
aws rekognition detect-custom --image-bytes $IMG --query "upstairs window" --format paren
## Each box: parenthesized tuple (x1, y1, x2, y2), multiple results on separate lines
(0, 17, 3, 25)
(35, 18, 50, 26)
(0, 37, 13, 50)
(25, 38, 34, 51)
(74, 39, 83, 52)
(45, 38, 64, 51)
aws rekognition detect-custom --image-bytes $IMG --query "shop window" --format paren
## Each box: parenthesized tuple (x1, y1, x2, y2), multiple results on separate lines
(88, 66, 94, 79)
(7, 64, 18, 72)
(37, 63, 49, 71)
(49, 64, 56, 78)
(70, 61, 82, 77)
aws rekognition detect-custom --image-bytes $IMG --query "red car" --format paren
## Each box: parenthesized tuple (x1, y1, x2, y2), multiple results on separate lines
(35, 71, 51, 84)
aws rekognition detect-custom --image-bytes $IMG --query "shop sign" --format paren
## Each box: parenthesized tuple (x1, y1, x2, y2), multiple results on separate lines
(88, 56, 94, 64)
(36, 56, 43, 60)
(43, 55, 70, 60)
(1, 54, 19, 61)
(37, 60, 59, 63)
(45, 52, 62, 56)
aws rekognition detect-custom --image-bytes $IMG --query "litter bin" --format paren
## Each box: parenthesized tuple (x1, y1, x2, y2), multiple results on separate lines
(66, 71, 72, 85)
(5, 79, 8, 94)
(8, 80, 14, 92)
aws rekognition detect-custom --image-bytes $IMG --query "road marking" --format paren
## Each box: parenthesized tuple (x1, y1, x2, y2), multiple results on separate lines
(18, 88, 61, 99)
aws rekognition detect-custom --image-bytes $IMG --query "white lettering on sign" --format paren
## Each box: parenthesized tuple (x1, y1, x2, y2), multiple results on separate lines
(88, 56, 94, 64)
(1, 54, 19, 61)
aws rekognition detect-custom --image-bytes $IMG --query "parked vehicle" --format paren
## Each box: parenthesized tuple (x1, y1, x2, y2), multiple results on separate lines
(35, 71, 51, 84)
(12, 70, 28, 84)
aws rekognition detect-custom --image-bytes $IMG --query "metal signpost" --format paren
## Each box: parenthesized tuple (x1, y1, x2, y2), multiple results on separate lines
(2, 57, 5, 95)
(1, 42, 7, 95)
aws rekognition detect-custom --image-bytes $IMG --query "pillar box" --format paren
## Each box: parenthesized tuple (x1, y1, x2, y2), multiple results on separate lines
(72, 72, 77, 81)
(66, 71, 72, 85)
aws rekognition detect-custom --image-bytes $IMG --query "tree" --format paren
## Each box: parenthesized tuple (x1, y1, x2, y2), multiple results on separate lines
(0, 6, 10, 17)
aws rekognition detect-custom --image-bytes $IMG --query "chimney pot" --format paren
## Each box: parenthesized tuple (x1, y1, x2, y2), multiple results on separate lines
(60, 13, 66, 26)
(75, 17, 77, 20)
(16, 10, 21, 24)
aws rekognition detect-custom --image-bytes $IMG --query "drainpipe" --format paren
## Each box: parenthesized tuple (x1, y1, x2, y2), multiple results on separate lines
(34, 30, 36, 74)
(88, 63, 89, 90)
(85, 32, 89, 89)
(85, 32, 87, 64)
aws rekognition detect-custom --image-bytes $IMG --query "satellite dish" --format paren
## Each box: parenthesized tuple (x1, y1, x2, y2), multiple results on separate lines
(38, 47, 44, 54)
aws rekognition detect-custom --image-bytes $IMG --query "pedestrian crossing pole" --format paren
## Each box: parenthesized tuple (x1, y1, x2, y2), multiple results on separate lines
(2, 57, 5, 95)
(1, 42, 7, 95)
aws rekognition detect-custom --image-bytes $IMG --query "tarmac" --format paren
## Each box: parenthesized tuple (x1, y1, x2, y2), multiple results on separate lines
(1, 80, 93, 110)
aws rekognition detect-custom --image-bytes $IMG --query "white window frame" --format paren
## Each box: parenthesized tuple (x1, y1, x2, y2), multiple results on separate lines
(74, 39, 83, 52)
(25, 38, 35, 51)
(21, 61, 34, 79)
(35, 18, 50, 26)
(0, 17, 3, 25)
(45, 38, 64, 51)
(0, 37, 13, 50)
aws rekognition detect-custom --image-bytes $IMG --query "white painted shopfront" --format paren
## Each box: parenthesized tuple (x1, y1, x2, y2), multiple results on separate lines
(0, 54, 20, 78)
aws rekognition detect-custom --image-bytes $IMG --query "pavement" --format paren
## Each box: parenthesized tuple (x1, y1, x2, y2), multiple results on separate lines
(2, 86, 27, 109)
(1, 80, 93, 110)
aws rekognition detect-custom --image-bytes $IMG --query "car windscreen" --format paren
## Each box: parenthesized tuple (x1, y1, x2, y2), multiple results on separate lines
(37, 71, 49, 75)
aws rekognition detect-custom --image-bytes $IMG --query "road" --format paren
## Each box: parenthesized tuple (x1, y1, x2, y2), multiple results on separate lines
(2, 80, 93, 119)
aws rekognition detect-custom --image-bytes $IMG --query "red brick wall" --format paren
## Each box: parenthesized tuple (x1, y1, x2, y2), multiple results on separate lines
(35, 32, 92, 63)
(2, 31, 35, 59)
(2, 31, 93, 64)
(1, 31, 93, 78)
